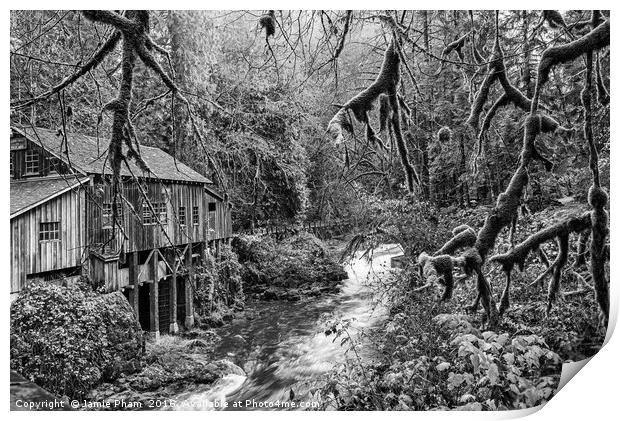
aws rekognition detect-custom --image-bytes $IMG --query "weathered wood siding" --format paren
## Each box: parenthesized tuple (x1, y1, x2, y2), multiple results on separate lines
(205, 190, 232, 240)
(86, 181, 207, 253)
(10, 135, 72, 180)
(10, 187, 84, 293)
(90, 253, 167, 292)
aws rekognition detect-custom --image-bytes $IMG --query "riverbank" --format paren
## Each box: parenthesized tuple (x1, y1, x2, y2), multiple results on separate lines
(86, 330, 244, 410)
(233, 233, 349, 302)
(10, 234, 355, 411)
(85, 234, 354, 410)
(162, 243, 402, 410)
(318, 204, 606, 410)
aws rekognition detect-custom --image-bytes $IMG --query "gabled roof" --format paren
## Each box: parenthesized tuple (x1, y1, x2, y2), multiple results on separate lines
(10, 176, 88, 218)
(205, 185, 225, 201)
(13, 126, 211, 185)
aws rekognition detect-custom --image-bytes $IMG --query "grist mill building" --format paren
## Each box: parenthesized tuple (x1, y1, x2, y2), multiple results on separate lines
(10, 126, 232, 338)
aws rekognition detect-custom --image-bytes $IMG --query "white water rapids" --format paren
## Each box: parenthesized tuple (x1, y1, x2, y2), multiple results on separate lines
(172, 243, 404, 411)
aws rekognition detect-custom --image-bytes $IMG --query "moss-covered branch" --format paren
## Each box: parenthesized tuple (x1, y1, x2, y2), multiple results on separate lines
(11, 31, 121, 110)
(328, 37, 419, 191)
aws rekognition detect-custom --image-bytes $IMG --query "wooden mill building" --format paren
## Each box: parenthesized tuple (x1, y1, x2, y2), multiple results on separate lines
(10, 126, 232, 338)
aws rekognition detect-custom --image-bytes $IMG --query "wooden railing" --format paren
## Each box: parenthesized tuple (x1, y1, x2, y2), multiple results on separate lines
(234, 219, 353, 240)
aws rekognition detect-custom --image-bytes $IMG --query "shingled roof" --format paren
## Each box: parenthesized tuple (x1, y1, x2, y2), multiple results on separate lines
(10, 176, 88, 217)
(14, 126, 211, 184)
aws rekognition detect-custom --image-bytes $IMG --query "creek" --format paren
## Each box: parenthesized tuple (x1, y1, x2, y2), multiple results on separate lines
(173, 244, 403, 411)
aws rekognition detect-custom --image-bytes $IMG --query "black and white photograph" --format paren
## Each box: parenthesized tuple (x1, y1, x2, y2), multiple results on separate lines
(6, 6, 615, 414)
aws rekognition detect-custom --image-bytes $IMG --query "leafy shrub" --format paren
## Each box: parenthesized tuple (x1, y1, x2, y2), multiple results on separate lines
(233, 232, 347, 289)
(320, 312, 560, 410)
(10, 281, 144, 399)
(194, 245, 245, 321)
(433, 314, 560, 409)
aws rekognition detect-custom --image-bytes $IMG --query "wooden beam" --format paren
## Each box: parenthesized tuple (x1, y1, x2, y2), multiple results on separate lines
(156, 249, 173, 273)
(128, 252, 139, 320)
(169, 250, 179, 334)
(174, 244, 190, 272)
(149, 249, 160, 340)
(137, 248, 156, 284)
(184, 242, 195, 329)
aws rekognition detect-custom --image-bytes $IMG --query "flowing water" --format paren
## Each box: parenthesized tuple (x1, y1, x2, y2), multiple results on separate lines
(173, 244, 403, 411)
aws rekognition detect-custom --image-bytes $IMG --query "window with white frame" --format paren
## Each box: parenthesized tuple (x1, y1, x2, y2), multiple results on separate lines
(142, 202, 166, 225)
(25, 150, 39, 174)
(154, 202, 167, 223)
(102, 202, 123, 229)
(179, 206, 186, 226)
(142, 203, 155, 225)
(192, 206, 199, 225)
(39, 222, 60, 241)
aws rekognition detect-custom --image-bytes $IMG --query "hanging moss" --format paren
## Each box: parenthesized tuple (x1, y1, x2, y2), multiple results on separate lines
(542, 10, 567, 29)
(545, 233, 569, 315)
(328, 38, 401, 142)
(533, 20, 609, 109)
(435, 226, 476, 255)
(441, 32, 469, 60)
(328, 37, 419, 192)
(417, 253, 456, 301)
(378, 94, 391, 132)
(490, 212, 591, 272)
(259, 10, 276, 39)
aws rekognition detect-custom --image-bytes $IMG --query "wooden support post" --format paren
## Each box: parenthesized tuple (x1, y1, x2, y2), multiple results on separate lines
(149, 249, 160, 340)
(128, 252, 139, 319)
(169, 249, 179, 334)
(184, 242, 195, 329)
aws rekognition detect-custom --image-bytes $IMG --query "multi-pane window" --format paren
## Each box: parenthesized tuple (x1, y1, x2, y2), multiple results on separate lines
(25, 150, 39, 174)
(142, 202, 166, 225)
(178, 206, 186, 226)
(10, 154, 14, 177)
(39, 222, 60, 241)
(102, 202, 123, 229)
(154, 203, 167, 223)
(142, 203, 155, 225)
(192, 206, 199, 225)
(207, 202, 216, 228)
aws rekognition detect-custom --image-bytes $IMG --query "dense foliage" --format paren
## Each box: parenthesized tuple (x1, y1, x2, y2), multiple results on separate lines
(319, 204, 605, 410)
(193, 245, 245, 327)
(10, 281, 144, 400)
(233, 232, 347, 295)
(9, 9, 610, 411)
(11, 11, 607, 229)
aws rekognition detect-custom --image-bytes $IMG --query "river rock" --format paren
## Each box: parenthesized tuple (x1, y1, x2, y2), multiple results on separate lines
(285, 289, 301, 301)
(203, 314, 225, 328)
(263, 288, 279, 300)
(88, 352, 245, 407)
(231, 334, 247, 345)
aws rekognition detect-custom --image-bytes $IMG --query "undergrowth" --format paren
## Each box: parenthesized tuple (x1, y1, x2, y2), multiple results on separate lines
(318, 202, 605, 410)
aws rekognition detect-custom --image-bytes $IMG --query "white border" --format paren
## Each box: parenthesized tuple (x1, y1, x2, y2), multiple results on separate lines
(3, 2, 618, 420)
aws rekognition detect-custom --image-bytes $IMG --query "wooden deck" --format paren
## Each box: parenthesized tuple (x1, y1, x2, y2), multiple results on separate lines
(236, 219, 352, 240)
